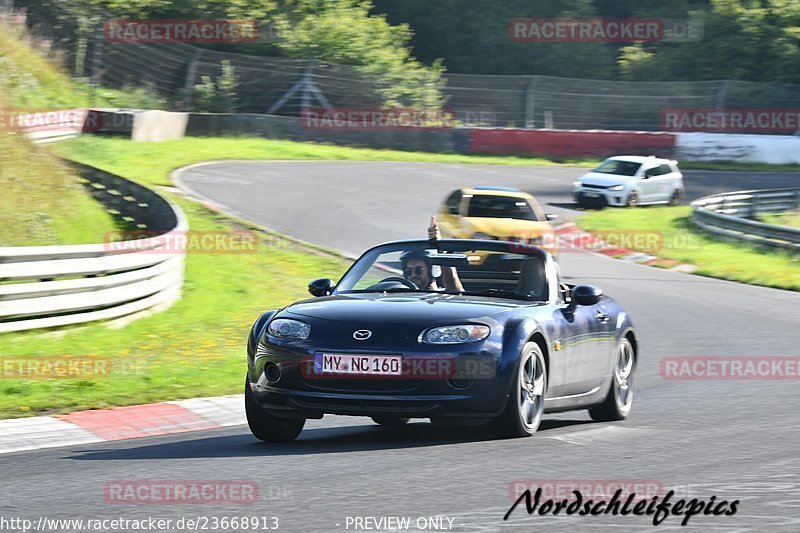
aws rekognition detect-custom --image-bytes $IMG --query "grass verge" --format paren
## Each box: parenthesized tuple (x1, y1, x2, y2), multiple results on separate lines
(576, 206, 799, 291)
(54, 136, 800, 177)
(54, 135, 604, 177)
(0, 130, 121, 246)
(760, 211, 800, 229)
(0, 144, 350, 419)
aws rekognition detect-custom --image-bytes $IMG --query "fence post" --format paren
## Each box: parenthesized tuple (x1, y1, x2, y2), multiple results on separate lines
(749, 194, 758, 218)
(524, 75, 540, 128)
(182, 49, 204, 111)
(89, 28, 104, 107)
(715, 80, 730, 114)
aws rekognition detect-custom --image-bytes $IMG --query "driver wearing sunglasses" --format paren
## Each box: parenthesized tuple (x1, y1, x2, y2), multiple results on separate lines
(399, 218, 464, 292)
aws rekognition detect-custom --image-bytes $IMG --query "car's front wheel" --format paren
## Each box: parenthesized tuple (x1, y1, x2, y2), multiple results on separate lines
(589, 338, 635, 421)
(625, 191, 639, 207)
(491, 342, 547, 438)
(668, 188, 682, 206)
(245, 379, 305, 442)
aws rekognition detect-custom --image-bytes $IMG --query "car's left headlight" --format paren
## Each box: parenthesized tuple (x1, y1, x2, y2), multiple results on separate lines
(609, 184, 625, 191)
(268, 318, 311, 339)
(420, 325, 490, 344)
(573, 181, 582, 188)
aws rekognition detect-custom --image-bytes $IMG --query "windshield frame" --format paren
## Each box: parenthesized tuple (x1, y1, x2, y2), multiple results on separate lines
(332, 239, 555, 303)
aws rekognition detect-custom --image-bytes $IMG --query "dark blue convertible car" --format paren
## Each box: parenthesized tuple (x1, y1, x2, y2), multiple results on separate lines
(246, 239, 637, 441)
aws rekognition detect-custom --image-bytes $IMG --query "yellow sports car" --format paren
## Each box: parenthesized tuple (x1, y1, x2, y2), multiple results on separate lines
(437, 186, 559, 256)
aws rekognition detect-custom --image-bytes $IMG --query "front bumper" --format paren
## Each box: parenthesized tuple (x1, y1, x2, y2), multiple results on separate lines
(573, 189, 627, 207)
(248, 341, 512, 420)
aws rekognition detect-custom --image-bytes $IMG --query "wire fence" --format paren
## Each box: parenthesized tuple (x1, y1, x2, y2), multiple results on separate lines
(13, 0, 800, 132)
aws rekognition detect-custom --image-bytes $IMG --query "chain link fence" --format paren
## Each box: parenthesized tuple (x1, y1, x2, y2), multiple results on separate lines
(14, 0, 800, 132)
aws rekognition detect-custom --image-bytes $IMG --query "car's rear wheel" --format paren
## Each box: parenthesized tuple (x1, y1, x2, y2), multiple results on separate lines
(491, 342, 546, 438)
(244, 379, 305, 442)
(371, 416, 410, 426)
(625, 191, 639, 207)
(589, 338, 635, 422)
(668, 189, 682, 206)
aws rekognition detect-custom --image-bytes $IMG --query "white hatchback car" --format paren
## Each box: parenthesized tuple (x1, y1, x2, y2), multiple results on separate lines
(572, 156, 684, 207)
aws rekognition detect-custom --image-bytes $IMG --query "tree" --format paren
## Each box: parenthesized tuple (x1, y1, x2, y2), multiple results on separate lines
(194, 59, 240, 112)
(619, 0, 800, 84)
(273, 0, 445, 108)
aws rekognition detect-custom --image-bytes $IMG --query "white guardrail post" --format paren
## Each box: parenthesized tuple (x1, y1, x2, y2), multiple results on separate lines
(690, 188, 800, 252)
(0, 163, 188, 333)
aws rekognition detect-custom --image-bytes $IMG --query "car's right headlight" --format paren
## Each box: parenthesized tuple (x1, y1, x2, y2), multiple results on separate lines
(609, 184, 625, 191)
(573, 181, 582, 188)
(268, 318, 310, 339)
(420, 325, 491, 344)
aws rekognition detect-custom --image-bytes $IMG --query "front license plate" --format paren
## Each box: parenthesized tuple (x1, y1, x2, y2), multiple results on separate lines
(583, 192, 600, 198)
(315, 353, 402, 375)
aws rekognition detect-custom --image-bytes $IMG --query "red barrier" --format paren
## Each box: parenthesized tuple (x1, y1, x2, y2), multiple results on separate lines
(469, 128, 676, 158)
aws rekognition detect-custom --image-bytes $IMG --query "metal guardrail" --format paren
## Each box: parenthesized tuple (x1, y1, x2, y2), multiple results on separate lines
(20, 109, 85, 144)
(691, 188, 800, 252)
(0, 163, 187, 333)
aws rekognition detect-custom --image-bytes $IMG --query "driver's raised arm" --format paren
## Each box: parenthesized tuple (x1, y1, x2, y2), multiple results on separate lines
(428, 217, 465, 292)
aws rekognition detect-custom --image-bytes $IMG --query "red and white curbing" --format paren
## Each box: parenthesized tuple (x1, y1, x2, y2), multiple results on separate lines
(0, 395, 245, 455)
(554, 222, 697, 272)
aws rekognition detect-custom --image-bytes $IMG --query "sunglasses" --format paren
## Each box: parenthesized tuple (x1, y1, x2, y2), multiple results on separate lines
(404, 266, 427, 276)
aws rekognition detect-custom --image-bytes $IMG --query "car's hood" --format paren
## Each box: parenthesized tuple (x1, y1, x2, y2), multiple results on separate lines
(463, 218, 554, 237)
(579, 172, 634, 186)
(284, 292, 526, 324)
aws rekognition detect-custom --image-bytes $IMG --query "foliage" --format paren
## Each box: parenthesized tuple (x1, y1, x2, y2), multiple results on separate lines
(193, 60, 240, 112)
(272, 0, 445, 107)
(619, 0, 800, 84)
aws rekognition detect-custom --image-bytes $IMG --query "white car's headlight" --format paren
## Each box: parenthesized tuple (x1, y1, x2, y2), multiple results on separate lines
(609, 184, 625, 191)
(268, 318, 310, 339)
(573, 181, 582, 188)
(420, 325, 490, 344)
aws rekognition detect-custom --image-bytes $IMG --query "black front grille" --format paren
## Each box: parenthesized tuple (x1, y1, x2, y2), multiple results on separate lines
(301, 377, 421, 393)
(583, 183, 612, 189)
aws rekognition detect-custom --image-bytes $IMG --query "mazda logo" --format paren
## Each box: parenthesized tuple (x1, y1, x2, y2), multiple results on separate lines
(353, 330, 372, 341)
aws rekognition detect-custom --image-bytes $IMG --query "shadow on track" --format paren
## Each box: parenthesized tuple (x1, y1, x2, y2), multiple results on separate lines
(66, 418, 597, 461)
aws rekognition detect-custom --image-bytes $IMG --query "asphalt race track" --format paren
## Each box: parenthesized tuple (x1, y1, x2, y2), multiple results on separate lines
(4, 162, 800, 532)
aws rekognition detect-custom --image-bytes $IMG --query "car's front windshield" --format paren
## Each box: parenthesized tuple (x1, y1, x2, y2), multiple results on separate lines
(466, 195, 538, 221)
(593, 159, 641, 176)
(335, 242, 549, 301)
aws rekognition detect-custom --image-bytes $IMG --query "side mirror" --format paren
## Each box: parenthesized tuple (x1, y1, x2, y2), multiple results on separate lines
(308, 278, 334, 297)
(643, 169, 654, 179)
(564, 285, 603, 314)
(448, 206, 459, 215)
(545, 213, 558, 221)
